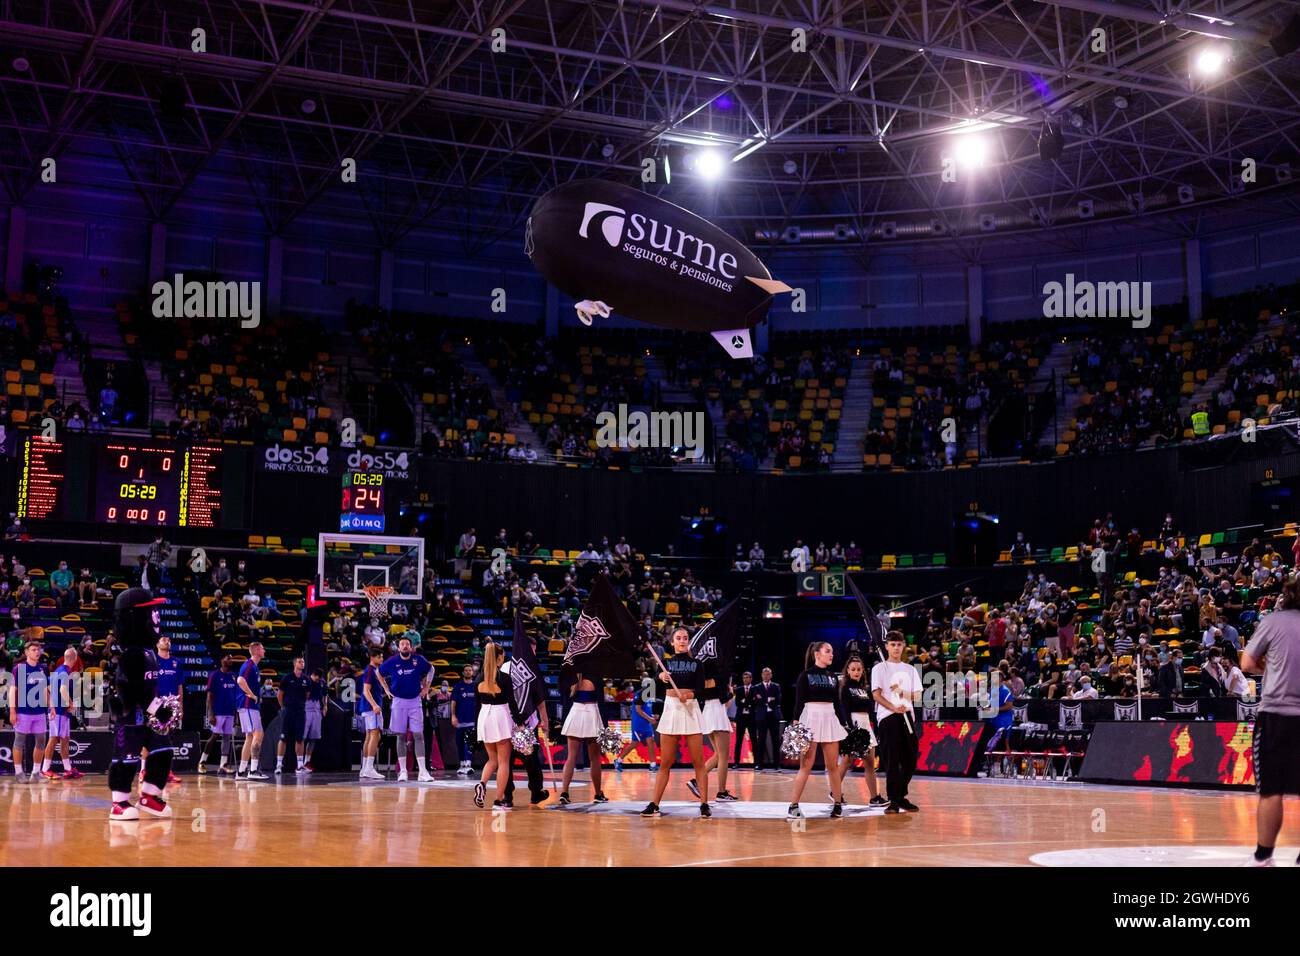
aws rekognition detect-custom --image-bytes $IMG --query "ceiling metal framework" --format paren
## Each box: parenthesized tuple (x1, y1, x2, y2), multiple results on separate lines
(1, 0, 1298, 256)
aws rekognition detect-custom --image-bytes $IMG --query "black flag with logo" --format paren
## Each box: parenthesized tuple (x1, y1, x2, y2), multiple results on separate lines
(688, 596, 740, 682)
(509, 608, 545, 719)
(561, 573, 638, 685)
(848, 576, 887, 657)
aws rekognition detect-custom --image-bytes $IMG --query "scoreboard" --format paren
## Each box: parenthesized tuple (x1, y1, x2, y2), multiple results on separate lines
(16, 437, 237, 528)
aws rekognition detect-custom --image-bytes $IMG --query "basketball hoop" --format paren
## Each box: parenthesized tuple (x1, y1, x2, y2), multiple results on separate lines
(363, 585, 397, 621)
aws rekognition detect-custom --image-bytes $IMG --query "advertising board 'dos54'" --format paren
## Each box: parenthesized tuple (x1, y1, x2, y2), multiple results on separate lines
(525, 178, 791, 358)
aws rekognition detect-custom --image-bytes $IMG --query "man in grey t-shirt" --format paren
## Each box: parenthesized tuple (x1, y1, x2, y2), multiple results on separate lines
(1241, 577, 1300, 866)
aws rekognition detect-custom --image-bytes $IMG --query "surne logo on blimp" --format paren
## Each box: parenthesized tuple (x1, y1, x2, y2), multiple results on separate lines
(526, 179, 792, 359)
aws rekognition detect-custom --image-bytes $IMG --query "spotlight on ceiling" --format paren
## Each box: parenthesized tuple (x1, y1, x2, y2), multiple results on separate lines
(300, 98, 317, 114)
(12, 57, 30, 72)
(782, 159, 798, 175)
(601, 142, 615, 159)
(694, 149, 725, 180)
(1112, 94, 1129, 110)
(1069, 112, 1084, 129)
(1194, 45, 1229, 78)
(951, 133, 991, 169)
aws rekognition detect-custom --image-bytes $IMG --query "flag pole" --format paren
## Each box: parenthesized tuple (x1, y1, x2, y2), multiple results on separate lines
(1136, 654, 1144, 722)
(850, 576, 915, 735)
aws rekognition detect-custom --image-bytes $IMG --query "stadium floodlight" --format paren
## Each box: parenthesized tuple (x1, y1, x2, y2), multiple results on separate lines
(694, 149, 725, 179)
(951, 133, 991, 170)
(1194, 45, 1229, 78)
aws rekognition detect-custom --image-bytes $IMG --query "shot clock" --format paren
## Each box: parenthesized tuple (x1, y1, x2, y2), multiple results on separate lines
(340, 471, 386, 532)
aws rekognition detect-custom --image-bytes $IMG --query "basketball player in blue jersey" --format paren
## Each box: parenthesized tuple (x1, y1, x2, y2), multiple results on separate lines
(235, 642, 268, 780)
(9, 640, 49, 783)
(41, 647, 83, 779)
(378, 637, 434, 782)
(198, 656, 239, 774)
(140, 634, 184, 784)
(357, 648, 386, 779)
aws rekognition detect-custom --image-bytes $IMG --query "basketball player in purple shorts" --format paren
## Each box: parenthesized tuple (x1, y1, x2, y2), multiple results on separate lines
(9, 640, 49, 783)
(357, 648, 386, 779)
(198, 656, 239, 774)
(378, 637, 434, 782)
(235, 642, 268, 780)
(42, 647, 84, 779)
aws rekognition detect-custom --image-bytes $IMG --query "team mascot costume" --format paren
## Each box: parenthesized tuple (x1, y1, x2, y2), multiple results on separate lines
(108, 587, 176, 820)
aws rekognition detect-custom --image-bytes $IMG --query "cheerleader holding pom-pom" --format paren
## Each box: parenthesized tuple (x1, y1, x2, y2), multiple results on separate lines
(786, 641, 847, 820)
(640, 627, 712, 818)
(836, 655, 887, 807)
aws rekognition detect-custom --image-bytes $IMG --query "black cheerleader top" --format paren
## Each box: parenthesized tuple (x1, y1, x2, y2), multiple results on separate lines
(663, 654, 708, 696)
(698, 660, 732, 702)
(795, 665, 847, 721)
(840, 681, 874, 714)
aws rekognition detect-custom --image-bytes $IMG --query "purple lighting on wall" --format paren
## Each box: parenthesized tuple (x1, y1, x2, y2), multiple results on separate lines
(713, 94, 734, 110)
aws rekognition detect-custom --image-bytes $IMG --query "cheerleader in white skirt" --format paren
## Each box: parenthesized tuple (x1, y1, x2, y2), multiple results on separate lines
(691, 661, 737, 802)
(474, 643, 526, 811)
(787, 641, 847, 819)
(558, 672, 608, 805)
(837, 655, 886, 807)
(641, 627, 712, 818)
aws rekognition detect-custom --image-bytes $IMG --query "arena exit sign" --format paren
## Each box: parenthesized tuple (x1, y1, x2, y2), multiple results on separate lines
(795, 571, 845, 597)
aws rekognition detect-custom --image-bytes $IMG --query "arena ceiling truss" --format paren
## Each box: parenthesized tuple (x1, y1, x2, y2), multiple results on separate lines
(1, 0, 1299, 256)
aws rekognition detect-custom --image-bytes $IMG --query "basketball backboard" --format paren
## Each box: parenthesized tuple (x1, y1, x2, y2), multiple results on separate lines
(317, 533, 424, 600)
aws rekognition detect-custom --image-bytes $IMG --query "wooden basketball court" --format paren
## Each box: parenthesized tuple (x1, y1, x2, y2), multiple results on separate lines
(2, 770, 1285, 867)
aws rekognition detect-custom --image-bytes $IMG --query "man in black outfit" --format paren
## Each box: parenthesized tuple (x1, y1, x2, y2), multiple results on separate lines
(732, 671, 759, 768)
(501, 656, 550, 806)
(752, 667, 783, 771)
(276, 657, 310, 775)
(1156, 651, 1182, 698)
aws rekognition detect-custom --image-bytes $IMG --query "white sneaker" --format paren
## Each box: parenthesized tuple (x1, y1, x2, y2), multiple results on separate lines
(365, 768, 386, 780)
(417, 770, 434, 783)
(247, 770, 268, 780)
(455, 765, 471, 776)
(295, 766, 307, 774)
(397, 770, 409, 782)
(1245, 856, 1276, 867)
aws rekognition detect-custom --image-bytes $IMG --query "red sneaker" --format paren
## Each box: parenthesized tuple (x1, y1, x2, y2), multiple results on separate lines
(167, 772, 182, 784)
(39, 769, 62, 779)
(109, 802, 139, 822)
(62, 769, 85, 779)
(138, 794, 172, 818)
